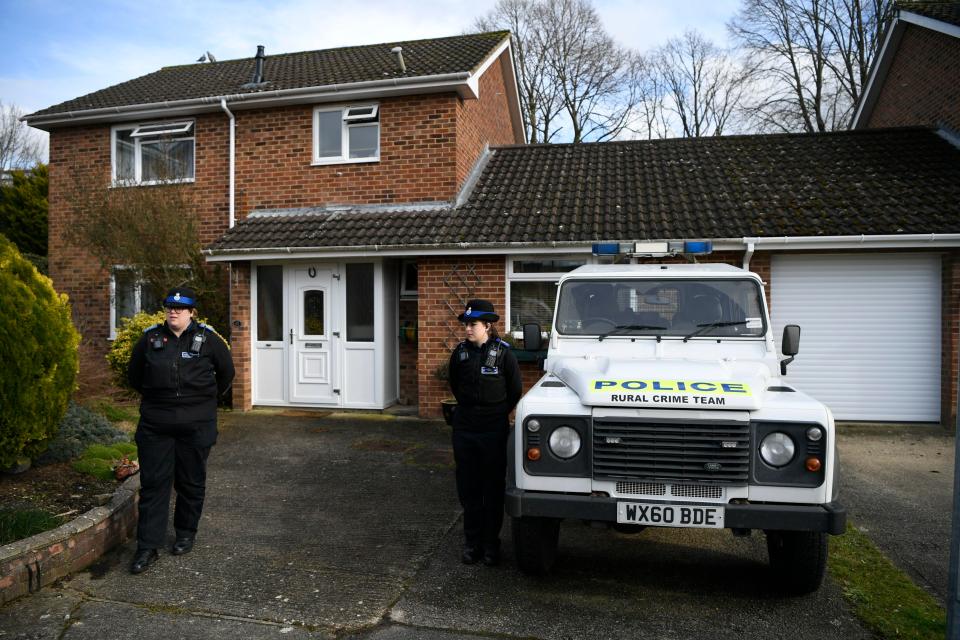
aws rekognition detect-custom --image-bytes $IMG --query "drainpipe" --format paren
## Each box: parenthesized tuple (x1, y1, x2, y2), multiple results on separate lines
(742, 239, 755, 270)
(220, 99, 235, 228)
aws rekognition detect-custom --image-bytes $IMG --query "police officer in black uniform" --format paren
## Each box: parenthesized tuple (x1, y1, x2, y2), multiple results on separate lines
(448, 299, 522, 566)
(127, 286, 235, 574)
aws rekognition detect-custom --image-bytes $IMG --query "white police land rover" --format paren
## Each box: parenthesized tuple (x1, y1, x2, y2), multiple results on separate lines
(508, 242, 845, 595)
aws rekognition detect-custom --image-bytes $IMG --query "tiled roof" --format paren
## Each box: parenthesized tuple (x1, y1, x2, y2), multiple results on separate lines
(899, 1, 960, 28)
(28, 31, 510, 119)
(206, 127, 960, 254)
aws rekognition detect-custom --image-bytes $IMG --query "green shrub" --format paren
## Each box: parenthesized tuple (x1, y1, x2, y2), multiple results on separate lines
(71, 442, 138, 481)
(0, 508, 63, 545)
(0, 235, 79, 469)
(35, 401, 129, 464)
(71, 457, 115, 481)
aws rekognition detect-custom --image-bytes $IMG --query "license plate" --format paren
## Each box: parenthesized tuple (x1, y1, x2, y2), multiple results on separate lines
(617, 502, 725, 529)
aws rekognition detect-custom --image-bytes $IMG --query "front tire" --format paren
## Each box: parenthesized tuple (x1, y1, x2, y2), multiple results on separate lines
(512, 516, 560, 575)
(765, 530, 828, 595)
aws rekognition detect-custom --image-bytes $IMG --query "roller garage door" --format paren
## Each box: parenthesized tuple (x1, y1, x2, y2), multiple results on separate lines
(770, 254, 940, 422)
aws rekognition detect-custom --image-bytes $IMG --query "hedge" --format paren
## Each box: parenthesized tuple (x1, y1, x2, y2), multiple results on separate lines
(0, 235, 79, 468)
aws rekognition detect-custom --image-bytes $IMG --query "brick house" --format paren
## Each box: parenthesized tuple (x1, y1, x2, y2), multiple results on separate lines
(26, 27, 960, 427)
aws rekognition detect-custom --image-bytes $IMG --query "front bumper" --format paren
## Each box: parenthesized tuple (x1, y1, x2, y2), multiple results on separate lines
(505, 488, 846, 535)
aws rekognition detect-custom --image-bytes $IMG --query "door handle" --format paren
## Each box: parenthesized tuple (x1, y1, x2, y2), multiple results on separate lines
(333, 331, 340, 337)
(289, 328, 293, 344)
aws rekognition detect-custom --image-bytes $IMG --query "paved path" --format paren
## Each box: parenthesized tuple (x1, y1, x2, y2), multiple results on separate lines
(4, 412, 946, 639)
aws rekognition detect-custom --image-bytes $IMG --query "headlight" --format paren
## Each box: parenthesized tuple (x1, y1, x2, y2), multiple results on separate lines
(548, 426, 581, 459)
(759, 432, 795, 467)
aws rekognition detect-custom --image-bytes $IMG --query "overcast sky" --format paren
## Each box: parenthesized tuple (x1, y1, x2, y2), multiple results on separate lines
(2, 0, 743, 117)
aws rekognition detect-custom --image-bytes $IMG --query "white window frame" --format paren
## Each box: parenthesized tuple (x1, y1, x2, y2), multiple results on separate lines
(505, 255, 593, 338)
(111, 121, 196, 186)
(312, 103, 380, 165)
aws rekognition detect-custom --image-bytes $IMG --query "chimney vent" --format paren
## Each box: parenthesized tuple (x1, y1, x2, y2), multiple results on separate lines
(252, 45, 266, 84)
(391, 46, 406, 73)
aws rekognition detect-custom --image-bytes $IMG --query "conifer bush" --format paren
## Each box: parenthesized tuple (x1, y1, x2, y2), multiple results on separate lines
(0, 235, 79, 468)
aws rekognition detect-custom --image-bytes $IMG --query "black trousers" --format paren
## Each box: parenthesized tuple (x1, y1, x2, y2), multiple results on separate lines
(452, 428, 509, 551)
(134, 419, 216, 550)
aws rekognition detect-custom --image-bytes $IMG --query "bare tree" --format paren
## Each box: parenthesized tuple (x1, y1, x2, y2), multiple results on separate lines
(0, 102, 46, 169)
(476, 0, 642, 143)
(65, 168, 228, 331)
(654, 30, 748, 137)
(475, 0, 564, 143)
(729, 0, 892, 132)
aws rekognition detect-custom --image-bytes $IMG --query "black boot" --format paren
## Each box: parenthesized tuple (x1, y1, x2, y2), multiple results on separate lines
(171, 536, 195, 556)
(130, 548, 159, 574)
(461, 545, 482, 565)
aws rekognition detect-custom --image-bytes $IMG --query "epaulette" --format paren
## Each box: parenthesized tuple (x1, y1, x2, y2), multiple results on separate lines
(142, 324, 160, 333)
(496, 338, 511, 348)
(198, 322, 214, 332)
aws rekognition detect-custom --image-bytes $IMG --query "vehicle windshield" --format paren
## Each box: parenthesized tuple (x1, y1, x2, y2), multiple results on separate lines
(555, 278, 766, 338)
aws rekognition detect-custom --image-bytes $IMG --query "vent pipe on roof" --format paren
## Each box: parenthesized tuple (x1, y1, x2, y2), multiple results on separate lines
(391, 46, 406, 73)
(252, 45, 266, 84)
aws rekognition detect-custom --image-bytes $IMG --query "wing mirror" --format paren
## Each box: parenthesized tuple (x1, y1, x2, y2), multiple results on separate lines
(523, 323, 543, 352)
(780, 324, 800, 375)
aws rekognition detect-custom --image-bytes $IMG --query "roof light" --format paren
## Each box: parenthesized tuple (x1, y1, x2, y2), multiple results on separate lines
(684, 241, 713, 255)
(592, 242, 622, 255)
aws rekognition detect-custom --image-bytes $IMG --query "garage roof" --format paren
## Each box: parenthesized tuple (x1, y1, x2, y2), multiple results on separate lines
(206, 127, 960, 255)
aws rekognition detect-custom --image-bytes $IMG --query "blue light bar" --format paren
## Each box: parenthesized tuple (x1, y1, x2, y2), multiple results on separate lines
(592, 242, 621, 255)
(684, 241, 713, 255)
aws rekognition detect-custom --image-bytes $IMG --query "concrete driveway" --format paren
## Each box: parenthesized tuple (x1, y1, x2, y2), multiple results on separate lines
(0, 411, 950, 639)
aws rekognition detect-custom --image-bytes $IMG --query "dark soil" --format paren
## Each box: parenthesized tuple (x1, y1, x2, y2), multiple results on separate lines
(0, 461, 119, 521)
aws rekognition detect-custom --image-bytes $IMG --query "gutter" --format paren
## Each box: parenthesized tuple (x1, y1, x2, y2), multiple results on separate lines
(742, 233, 960, 267)
(24, 72, 473, 130)
(203, 233, 960, 263)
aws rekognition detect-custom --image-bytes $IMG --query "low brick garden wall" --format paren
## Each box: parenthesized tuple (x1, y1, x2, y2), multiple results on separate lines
(0, 474, 139, 604)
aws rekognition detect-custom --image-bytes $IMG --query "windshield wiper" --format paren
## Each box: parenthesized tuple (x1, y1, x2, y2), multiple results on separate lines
(598, 324, 667, 341)
(683, 320, 748, 341)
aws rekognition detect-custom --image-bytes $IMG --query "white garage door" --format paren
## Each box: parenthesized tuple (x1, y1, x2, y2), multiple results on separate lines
(770, 253, 940, 422)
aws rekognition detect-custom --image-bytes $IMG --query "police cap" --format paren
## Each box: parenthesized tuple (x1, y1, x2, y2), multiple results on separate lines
(163, 286, 198, 309)
(458, 299, 499, 322)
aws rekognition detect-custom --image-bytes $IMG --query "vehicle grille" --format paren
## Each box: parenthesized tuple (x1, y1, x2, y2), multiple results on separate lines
(593, 419, 750, 483)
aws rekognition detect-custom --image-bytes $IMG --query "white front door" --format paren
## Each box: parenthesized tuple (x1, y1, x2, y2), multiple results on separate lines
(289, 265, 340, 405)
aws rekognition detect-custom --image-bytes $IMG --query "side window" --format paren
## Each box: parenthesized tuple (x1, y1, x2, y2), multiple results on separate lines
(507, 257, 588, 335)
(313, 104, 380, 164)
(346, 263, 375, 342)
(110, 268, 162, 338)
(256, 265, 283, 341)
(112, 121, 195, 184)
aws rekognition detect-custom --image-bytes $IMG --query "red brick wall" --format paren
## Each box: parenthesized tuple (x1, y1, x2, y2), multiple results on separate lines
(867, 23, 960, 131)
(456, 51, 522, 189)
(232, 95, 460, 215)
(416, 256, 506, 418)
(230, 262, 252, 411)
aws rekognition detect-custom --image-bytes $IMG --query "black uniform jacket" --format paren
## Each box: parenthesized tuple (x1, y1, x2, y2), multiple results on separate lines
(129, 320, 235, 425)
(448, 337, 522, 431)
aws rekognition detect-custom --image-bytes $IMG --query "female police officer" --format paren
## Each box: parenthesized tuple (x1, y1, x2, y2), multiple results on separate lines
(127, 286, 234, 574)
(448, 299, 522, 566)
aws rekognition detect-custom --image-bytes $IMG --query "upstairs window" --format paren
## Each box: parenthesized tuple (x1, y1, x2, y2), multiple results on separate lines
(313, 104, 380, 164)
(112, 121, 195, 185)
